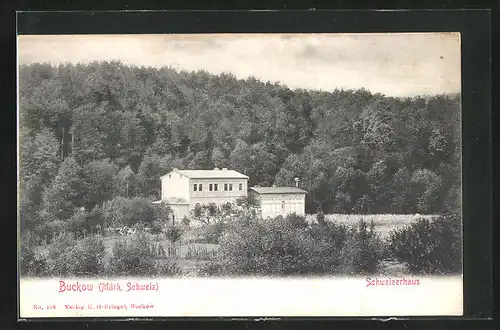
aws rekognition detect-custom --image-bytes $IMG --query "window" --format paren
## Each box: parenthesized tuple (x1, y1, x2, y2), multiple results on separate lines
(239, 183, 243, 191)
(224, 183, 228, 191)
(229, 184, 233, 191)
(214, 184, 218, 191)
(193, 184, 198, 191)
(209, 184, 213, 191)
(199, 184, 203, 191)
(281, 201, 285, 209)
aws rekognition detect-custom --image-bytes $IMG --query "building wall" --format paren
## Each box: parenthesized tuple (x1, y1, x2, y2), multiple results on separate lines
(161, 172, 190, 202)
(253, 193, 306, 219)
(188, 178, 248, 209)
(168, 204, 190, 223)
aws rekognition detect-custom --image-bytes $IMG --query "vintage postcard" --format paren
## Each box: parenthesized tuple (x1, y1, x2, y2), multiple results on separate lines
(17, 32, 463, 318)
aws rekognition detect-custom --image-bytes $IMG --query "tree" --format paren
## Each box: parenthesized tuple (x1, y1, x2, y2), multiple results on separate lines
(115, 165, 140, 198)
(40, 157, 85, 221)
(411, 169, 443, 213)
(19, 128, 60, 229)
(391, 167, 413, 213)
(82, 159, 119, 209)
(19, 61, 462, 216)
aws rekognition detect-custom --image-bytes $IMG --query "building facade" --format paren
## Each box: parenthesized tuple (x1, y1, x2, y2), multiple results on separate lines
(249, 186, 307, 219)
(159, 168, 249, 221)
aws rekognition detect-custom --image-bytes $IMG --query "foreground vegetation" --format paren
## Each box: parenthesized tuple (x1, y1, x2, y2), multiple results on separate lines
(20, 201, 462, 278)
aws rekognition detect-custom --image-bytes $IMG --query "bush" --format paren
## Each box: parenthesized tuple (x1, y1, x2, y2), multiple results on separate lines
(339, 220, 385, 274)
(316, 212, 326, 225)
(108, 234, 157, 276)
(164, 225, 183, 243)
(198, 261, 223, 276)
(19, 233, 47, 277)
(217, 216, 318, 276)
(200, 222, 225, 244)
(47, 232, 76, 261)
(68, 236, 106, 276)
(153, 202, 174, 224)
(122, 198, 156, 226)
(181, 216, 190, 227)
(214, 213, 387, 277)
(155, 259, 181, 277)
(306, 221, 349, 273)
(108, 234, 180, 277)
(35, 220, 67, 244)
(388, 214, 462, 274)
(66, 211, 104, 238)
(285, 213, 308, 229)
(150, 220, 165, 235)
(47, 234, 106, 277)
(101, 197, 155, 227)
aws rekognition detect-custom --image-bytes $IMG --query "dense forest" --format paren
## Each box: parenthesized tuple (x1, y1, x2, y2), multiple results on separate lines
(19, 61, 461, 230)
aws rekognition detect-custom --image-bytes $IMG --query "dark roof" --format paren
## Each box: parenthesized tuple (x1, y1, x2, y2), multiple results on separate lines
(250, 186, 307, 194)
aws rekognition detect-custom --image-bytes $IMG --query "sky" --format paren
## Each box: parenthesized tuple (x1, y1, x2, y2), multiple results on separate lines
(17, 33, 461, 97)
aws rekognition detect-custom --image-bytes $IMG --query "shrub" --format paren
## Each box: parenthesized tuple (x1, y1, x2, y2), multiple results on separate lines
(35, 220, 67, 244)
(181, 216, 190, 227)
(122, 198, 156, 226)
(108, 234, 157, 276)
(47, 234, 106, 277)
(155, 259, 181, 277)
(285, 213, 308, 229)
(164, 225, 183, 243)
(153, 202, 174, 224)
(100, 196, 128, 227)
(67, 236, 106, 276)
(388, 214, 462, 274)
(21, 229, 42, 247)
(66, 212, 88, 238)
(198, 261, 223, 276)
(306, 221, 349, 273)
(150, 220, 165, 235)
(217, 216, 318, 276)
(19, 233, 47, 277)
(200, 222, 225, 244)
(101, 197, 155, 227)
(66, 210, 104, 238)
(214, 213, 388, 277)
(47, 232, 76, 261)
(316, 211, 326, 225)
(339, 220, 385, 274)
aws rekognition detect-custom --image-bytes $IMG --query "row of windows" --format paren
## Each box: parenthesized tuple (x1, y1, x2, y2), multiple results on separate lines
(193, 183, 243, 192)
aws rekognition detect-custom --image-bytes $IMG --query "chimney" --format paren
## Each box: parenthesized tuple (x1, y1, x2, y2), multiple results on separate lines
(294, 177, 300, 188)
(213, 167, 219, 170)
(222, 168, 228, 171)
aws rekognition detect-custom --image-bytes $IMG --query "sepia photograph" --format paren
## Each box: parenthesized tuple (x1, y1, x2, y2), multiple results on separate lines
(18, 32, 463, 317)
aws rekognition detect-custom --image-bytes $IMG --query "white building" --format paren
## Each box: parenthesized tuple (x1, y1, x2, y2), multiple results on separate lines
(158, 168, 249, 221)
(249, 186, 307, 219)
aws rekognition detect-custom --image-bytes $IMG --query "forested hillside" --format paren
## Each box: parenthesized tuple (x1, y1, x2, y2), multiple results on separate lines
(19, 61, 461, 229)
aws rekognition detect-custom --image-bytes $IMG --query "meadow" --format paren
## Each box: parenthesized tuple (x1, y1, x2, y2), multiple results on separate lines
(305, 213, 437, 239)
